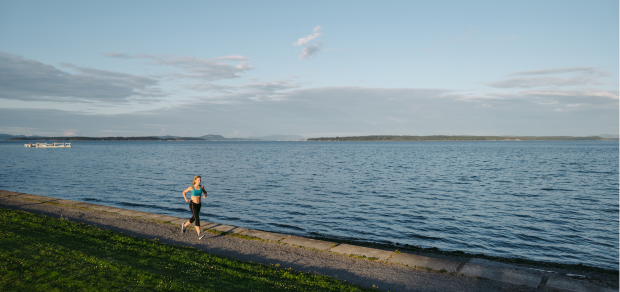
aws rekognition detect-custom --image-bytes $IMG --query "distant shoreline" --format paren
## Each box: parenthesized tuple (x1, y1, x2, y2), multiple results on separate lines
(307, 135, 618, 141)
(6, 135, 619, 142)
(7, 136, 259, 141)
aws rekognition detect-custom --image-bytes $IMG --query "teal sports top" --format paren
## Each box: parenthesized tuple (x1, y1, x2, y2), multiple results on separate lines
(191, 186, 203, 196)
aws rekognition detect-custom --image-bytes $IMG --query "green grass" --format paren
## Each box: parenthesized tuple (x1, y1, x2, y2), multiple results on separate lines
(0, 208, 372, 291)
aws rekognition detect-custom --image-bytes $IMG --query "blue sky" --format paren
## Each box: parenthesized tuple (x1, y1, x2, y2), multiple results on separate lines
(0, 0, 617, 138)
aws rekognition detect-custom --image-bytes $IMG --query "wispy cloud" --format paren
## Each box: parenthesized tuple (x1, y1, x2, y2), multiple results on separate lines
(2, 85, 617, 137)
(519, 89, 618, 101)
(185, 83, 238, 93)
(216, 55, 249, 61)
(294, 26, 325, 60)
(105, 52, 253, 81)
(487, 67, 612, 88)
(0, 52, 162, 103)
(299, 42, 324, 60)
(293, 26, 322, 46)
(190, 79, 303, 102)
(510, 67, 610, 76)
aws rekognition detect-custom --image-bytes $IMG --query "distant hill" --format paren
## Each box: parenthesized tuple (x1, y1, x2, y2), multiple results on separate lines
(199, 135, 258, 141)
(161, 135, 259, 141)
(599, 134, 619, 139)
(7, 134, 260, 141)
(199, 134, 230, 140)
(0, 134, 42, 140)
(8, 136, 162, 141)
(249, 135, 306, 141)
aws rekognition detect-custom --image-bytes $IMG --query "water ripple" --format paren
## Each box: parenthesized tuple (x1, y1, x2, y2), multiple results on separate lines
(0, 140, 617, 270)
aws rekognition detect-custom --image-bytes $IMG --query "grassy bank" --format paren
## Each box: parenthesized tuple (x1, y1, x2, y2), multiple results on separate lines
(0, 208, 371, 291)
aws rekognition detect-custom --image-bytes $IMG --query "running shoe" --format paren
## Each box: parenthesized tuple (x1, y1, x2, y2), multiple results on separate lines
(198, 233, 205, 240)
(181, 223, 186, 233)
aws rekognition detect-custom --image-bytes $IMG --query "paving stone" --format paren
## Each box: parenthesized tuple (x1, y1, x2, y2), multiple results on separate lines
(281, 236, 335, 250)
(209, 224, 248, 234)
(157, 215, 179, 222)
(131, 211, 153, 217)
(140, 214, 177, 222)
(137, 212, 168, 221)
(546, 276, 610, 292)
(169, 218, 188, 225)
(105, 208, 126, 213)
(469, 258, 547, 274)
(97, 206, 120, 211)
(200, 222, 219, 229)
(55, 199, 81, 206)
(389, 253, 462, 272)
(20, 194, 52, 201)
(15, 194, 36, 199)
(113, 209, 137, 216)
(330, 244, 394, 261)
(0, 190, 19, 196)
(72, 202, 96, 208)
(31, 196, 58, 202)
(240, 230, 288, 242)
(135, 213, 162, 219)
(459, 263, 543, 288)
(89, 205, 118, 212)
(125, 211, 152, 218)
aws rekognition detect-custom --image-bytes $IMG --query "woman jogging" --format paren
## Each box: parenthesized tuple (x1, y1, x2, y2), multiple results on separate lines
(182, 175, 208, 239)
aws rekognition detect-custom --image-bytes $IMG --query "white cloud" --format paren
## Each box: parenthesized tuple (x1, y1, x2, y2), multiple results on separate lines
(242, 80, 301, 92)
(62, 130, 78, 136)
(510, 67, 609, 76)
(293, 26, 326, 60)
(488, 67, 612, 88)
(520, 89, 618, 100)
(1, 85, 617, 137)
(0, 52, 162, 103)
(191, 79, 303, 102)
(487, 76, 603, 88)
(455, 95, 505, 102)
(293, 26, 322, 46)
(104, 52, 131, 58)
(185, 83, 238, 93)
(216, 55, 250, 61)
(300, 42, 324, 60)
(534, 101, 559, 105)
(104, 53, 253, 81)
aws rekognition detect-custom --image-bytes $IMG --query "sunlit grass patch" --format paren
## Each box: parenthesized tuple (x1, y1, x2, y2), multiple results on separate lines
(0, 208, 372, 291)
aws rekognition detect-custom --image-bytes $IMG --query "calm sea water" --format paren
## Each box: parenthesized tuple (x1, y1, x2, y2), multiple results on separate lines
(0, 140, 618, 269)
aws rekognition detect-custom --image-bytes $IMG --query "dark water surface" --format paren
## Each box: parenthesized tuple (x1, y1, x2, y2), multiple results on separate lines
(1, 140, 617, 269)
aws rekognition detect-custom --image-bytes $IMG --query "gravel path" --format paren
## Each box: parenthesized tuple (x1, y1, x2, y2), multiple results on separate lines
(0, 194, 592, 292)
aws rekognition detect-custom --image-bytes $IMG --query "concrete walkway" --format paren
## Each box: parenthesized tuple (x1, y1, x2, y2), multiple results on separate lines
(0, 190, 615, 292)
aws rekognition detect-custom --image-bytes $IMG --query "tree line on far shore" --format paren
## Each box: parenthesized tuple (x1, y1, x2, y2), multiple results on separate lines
(9, 135, 618, 142)
(307, 135, 616, 141)
(8, 136, 252, 141)
(10, 136, 164, 141)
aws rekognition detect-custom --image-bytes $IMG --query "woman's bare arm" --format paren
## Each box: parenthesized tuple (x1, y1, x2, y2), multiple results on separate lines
(182, 186, 193, 202)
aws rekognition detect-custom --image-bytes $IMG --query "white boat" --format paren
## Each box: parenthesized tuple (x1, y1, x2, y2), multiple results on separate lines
(24, 142, 72, 148)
